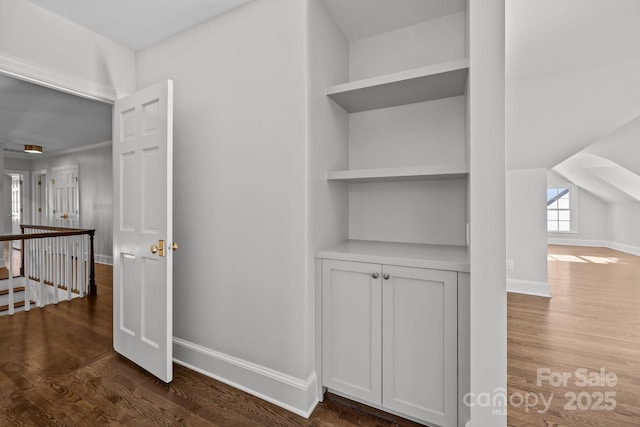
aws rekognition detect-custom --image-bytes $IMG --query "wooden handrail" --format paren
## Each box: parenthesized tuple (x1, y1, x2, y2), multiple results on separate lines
(2, 225, 97, 296)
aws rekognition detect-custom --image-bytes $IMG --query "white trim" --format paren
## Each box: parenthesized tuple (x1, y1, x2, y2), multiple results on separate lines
(0, 52, 116, 103)
(38, 141, 113, 159)
(95, 254, 113, 266)
(607, 241, 640, 257)
(547, 239, 640, 257)
(548, 238, 607, 247)
(173, 337, 319, 418)
(507, 279, 552, 298)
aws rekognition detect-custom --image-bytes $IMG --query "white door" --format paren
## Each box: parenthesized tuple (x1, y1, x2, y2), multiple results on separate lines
(51, 166, 79, 227)
(32, 172, 47, 225)
(322, 259, 382, 404)
(10, 174, 21, 235)
(382, 265, 457, 427)
(113, 80, 174, 383)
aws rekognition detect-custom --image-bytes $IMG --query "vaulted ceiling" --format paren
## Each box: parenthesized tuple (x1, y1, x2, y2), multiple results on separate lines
(4, 0, 639, 195)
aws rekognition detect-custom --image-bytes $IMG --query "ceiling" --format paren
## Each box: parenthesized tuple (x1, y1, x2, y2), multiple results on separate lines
(506, 0, 640, 206)
(2, 0, 467, 158)
(0, 74, 112, 158)
(9, 0, 640, 203)
(323, 0, 465, 41)
(506, 0, 640, 171)
(25, 0, 254, 51)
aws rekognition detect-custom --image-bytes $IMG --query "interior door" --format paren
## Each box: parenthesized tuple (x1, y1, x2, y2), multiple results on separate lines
(113, 80, 174, 382)
(51, 166, 79, 227)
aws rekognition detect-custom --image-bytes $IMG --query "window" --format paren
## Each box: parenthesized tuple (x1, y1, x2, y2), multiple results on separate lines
(547, 186, 572, 232)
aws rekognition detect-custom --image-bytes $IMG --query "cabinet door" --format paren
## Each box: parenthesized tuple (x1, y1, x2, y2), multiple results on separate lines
(382, 265, 457, 426)
(322, 259, 382, 405)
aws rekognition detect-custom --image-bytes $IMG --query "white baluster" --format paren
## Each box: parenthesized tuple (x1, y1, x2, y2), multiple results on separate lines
(8, 243, 14, 315)
(80, 234, 86, 297)
(24, 239, 30, 312)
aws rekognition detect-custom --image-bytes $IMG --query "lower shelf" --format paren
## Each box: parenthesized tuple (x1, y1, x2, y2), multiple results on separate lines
(315, 239, 469, 272)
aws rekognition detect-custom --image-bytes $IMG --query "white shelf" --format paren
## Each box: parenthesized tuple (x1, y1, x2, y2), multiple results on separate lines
(327, 164, 468, 183)
(327, 59, 469, 113)
(316, 240, 469, 273)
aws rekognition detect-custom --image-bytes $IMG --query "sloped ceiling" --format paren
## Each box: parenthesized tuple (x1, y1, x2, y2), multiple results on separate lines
(322, 0, 465, 41)
(25, 0, 254, 50)
(506, 0, 640, 172)
(553, 114, 640, 203)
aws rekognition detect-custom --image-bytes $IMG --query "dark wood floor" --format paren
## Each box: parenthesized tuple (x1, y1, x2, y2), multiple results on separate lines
(0, 263, 421, 426)
(9, 245, 633, 426)
(508, 245, 640, 426)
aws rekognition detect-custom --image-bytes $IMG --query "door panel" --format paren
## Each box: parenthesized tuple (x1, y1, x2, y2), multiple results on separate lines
(322, 259, 382, 405)
(51, 166, 79, 227)
(382, 265, 457, 426)
(113, 80, 174, 383)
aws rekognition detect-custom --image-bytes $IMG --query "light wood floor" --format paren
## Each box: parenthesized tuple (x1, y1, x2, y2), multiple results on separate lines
(508, 245, 640, 426)
(0, 263, 421, 426)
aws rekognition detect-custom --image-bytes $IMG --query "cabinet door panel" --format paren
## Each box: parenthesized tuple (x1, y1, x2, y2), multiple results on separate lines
(382, 265, 457, 426)
(322, 259, 382, 404)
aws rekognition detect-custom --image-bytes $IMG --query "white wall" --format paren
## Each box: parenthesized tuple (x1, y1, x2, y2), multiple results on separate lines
(0, 0, 135, 98)
(137, 0, 317, 415)
(349, 11, 466, 80)
(4, 157, 32, 171)
(30, 145, 113, 261)
(468, 0, 506, 426)
(608, 202, 640, 255)
(506, 169, 550, 297)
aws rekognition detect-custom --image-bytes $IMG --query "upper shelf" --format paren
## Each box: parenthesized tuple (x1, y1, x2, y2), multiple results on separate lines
(327, 59, 469, 113)
(327, 164, 468, 183)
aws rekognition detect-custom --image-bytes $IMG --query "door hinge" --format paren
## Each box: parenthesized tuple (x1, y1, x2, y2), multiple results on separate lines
(51, 179, 55, 185)
(38, 181, 41, 186)
(38, 208, 42, 213)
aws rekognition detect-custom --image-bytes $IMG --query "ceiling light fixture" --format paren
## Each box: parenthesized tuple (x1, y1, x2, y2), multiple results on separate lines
(24, 144, 43, 154)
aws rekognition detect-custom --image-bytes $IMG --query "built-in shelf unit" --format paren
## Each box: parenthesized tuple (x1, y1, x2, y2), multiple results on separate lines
(315, 8, 470, 426)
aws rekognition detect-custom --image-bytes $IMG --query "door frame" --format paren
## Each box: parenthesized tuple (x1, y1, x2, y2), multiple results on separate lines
(5, 169, 29, 233)
(31, 170, 48, 225)
(0, 53, 117, 104)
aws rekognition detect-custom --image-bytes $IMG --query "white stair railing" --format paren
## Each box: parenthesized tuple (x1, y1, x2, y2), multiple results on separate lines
(0, 225, 96, 315)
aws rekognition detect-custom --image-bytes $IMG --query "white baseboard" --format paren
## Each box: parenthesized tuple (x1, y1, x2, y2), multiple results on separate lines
(95, 254, 113, 265)
(548, 238, 640, 257)
(507, 279, 552, 298)
(548, 237, 607, 247)
(608, 241, 640, 257)
(173, 337, 319, 418)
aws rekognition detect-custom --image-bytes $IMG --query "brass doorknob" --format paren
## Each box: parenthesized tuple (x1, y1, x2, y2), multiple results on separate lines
(151, 244, 159, 254)
(171, 242, 178, 251)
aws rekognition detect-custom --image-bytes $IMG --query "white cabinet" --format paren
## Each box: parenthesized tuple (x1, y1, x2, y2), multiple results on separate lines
(322, 260, 382, 404)
(321, 258, 458, 427)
